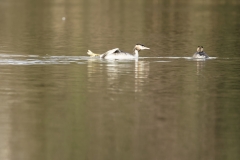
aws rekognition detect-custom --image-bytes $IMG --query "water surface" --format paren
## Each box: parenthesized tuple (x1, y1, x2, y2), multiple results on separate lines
(0, 0, 240, 160)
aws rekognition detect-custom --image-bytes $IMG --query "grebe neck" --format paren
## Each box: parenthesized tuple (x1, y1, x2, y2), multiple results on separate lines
(133, 49, 139, 58)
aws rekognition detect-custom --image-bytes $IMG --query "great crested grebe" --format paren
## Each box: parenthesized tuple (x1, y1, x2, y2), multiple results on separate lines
(192, 46, 209, 59)
(87, 44, 150, 59)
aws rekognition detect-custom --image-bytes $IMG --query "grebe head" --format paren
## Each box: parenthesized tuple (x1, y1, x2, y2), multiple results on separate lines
(134, 44, 150, 51)
(197, 46, 201, 53)
(200, 46, 204, 52)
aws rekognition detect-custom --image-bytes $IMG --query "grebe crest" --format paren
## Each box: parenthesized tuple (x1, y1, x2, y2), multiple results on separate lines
(193, 45, 209, 59)
(197, 46, 201, 53)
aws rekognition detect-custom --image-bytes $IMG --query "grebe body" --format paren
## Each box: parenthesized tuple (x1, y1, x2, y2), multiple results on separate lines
(192, 46, 209, 59)
(87, 44, 150, 59)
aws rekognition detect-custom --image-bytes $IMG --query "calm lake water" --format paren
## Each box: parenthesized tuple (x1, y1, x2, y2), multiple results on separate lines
(0, 0, 240, 160)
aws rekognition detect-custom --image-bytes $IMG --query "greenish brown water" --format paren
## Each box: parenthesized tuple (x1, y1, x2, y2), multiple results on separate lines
(0, 0, 240, 160)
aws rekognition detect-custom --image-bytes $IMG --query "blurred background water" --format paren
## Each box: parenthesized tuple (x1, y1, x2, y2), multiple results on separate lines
(0, 0, 240, 160)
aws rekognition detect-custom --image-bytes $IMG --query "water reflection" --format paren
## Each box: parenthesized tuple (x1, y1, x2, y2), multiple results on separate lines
(134, 60, 150, 92)
(87, 59, 150, 93)
(196, 60, 206, 75)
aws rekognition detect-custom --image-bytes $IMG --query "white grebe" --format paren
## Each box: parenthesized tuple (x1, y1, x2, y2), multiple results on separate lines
(192, 46, 209, 59)
(87, 44, 150, 59)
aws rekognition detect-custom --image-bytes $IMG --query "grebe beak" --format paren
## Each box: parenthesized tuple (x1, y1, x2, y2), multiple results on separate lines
(142, 46, 150, 50)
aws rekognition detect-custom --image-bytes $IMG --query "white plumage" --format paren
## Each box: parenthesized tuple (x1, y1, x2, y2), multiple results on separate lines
(87, 44, 150, 59)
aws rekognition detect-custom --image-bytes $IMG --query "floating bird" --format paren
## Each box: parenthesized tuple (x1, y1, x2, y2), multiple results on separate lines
(87, 44, 150, 59)
(192, 46, 209, 58)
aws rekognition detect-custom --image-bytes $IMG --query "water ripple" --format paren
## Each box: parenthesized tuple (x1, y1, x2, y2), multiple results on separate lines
(0, 54, 87, 65)
(0, 54, 219, 65)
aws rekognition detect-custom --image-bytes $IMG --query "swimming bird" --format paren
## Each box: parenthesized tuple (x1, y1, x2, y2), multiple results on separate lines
(192, 46, 209, 59)
(87, 44, 150, 59)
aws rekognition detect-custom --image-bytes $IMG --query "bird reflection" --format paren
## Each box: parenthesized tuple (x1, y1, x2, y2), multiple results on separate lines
(195, 59, 206, 75)
(87, 59, 150, 93)
(134, 60, 150, 92)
